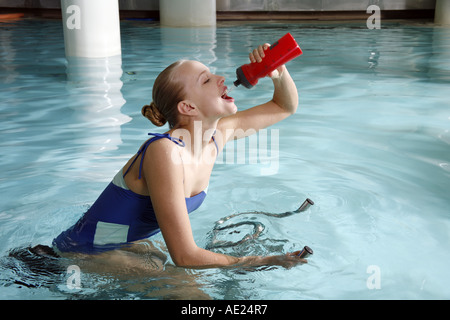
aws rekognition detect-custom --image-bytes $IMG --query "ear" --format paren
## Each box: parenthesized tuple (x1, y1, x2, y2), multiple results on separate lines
(177, 100, 198, 117)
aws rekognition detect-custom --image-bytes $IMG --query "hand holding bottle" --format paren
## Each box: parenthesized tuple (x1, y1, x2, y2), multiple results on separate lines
(248, 43, 286, 80)
(234, 32, 302, 89)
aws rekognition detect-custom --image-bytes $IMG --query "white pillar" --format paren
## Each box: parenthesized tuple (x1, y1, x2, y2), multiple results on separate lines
(435, 0, 450, 26)
(159, 0, 216, 27)
(61, 0, 121, 58)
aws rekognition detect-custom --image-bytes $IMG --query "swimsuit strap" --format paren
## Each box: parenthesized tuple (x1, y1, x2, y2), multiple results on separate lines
(123, 133, 185, 179)
(123, 132, 218, 180)
(211, 130, 219, 155)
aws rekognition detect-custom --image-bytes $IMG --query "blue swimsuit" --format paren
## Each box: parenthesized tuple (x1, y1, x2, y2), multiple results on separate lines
(53, 133, 216, 254)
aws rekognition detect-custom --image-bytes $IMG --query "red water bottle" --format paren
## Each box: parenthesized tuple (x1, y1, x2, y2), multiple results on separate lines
(234, 32, 302, 89)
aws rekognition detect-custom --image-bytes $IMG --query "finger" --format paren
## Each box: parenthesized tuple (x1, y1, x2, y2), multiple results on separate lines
(253, 48, 262, 63)
(254, 48, 261, 62)
(249, 50, 257, 63)
(257, 45, 265, 59)
(287, 252, 308, 263)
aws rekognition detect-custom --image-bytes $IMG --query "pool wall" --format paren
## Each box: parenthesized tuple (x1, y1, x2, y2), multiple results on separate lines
(0, 0, 437, 21)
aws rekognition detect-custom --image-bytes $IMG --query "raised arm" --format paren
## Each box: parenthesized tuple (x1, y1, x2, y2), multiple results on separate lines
(217, 43, 299, 143)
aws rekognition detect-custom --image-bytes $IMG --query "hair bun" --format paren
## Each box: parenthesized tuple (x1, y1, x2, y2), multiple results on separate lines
(142, 101, 167, 127)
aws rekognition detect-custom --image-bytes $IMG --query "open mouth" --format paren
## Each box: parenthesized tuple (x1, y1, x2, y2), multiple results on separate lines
(221, 88, 234, 102)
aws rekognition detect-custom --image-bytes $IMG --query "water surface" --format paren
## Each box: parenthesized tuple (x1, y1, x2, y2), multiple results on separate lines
(0, 19, 449, 299)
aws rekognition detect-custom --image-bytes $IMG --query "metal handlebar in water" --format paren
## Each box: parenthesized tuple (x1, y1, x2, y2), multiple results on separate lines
(294, 198, 314, 213)
(207, 198, 314, 250)
(297, 245, 313, 258)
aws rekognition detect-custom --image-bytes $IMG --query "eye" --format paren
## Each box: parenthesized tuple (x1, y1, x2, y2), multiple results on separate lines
(203, 78, 210, 84)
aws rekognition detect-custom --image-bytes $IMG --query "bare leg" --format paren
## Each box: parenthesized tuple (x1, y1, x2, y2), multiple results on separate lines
(60, 240, 212, 299)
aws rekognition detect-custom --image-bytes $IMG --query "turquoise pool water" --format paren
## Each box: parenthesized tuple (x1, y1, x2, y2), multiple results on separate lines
(0, 18, 449, 300)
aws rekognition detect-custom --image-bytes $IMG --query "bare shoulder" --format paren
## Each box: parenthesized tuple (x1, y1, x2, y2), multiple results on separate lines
(142, 137, 183, 170)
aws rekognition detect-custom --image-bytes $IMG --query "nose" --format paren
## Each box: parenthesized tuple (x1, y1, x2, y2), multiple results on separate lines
(217, 75, 225, 86)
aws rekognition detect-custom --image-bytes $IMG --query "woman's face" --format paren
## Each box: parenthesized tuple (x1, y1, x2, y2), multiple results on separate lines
(176, 60, 237, 121)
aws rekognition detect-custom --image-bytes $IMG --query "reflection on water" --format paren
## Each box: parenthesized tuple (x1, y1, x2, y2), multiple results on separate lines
(65, 55, 131, 154)
(160, 26, 217, 66)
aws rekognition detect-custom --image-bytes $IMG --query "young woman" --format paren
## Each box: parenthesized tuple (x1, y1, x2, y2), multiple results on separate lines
(51, 43, 306, 271)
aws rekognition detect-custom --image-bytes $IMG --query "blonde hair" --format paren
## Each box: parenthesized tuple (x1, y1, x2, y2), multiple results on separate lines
(142, 60, 186, 128)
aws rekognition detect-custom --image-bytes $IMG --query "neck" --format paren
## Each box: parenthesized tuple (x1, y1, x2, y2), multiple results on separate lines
(169, 119, 218, 158)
